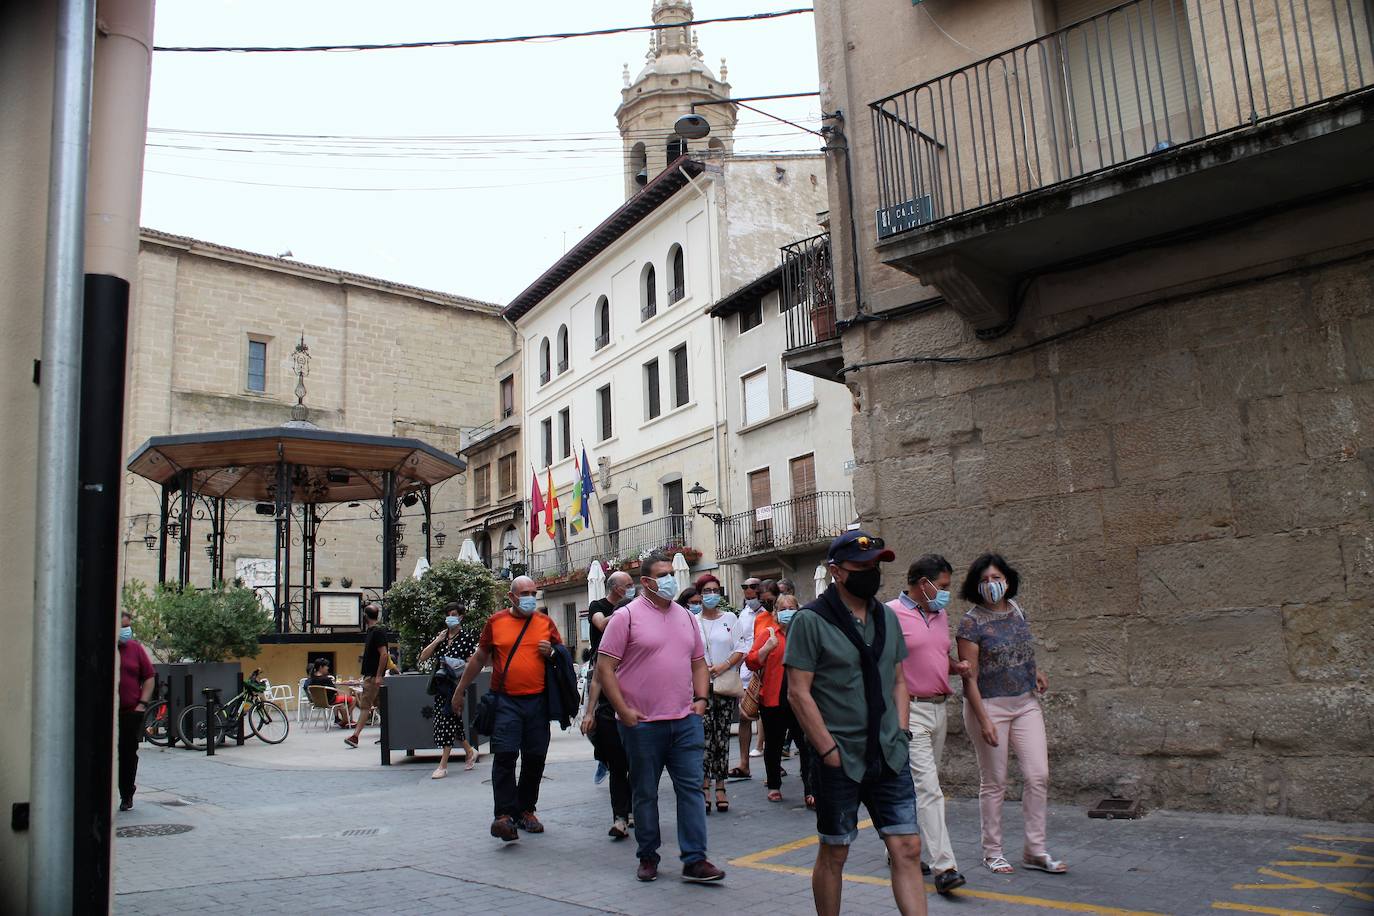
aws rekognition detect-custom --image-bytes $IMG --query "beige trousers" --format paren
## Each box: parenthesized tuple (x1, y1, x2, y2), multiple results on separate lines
(906, 698, 958, 873)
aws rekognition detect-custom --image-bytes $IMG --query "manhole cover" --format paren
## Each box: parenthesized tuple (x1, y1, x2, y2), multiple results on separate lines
(116, 824, 194, 838)
(340, 828, 379, 837)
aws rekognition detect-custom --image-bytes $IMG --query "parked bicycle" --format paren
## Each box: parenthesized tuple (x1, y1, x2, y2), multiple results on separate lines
(141, 679, 172, 747)
(177, 670, 290, 749)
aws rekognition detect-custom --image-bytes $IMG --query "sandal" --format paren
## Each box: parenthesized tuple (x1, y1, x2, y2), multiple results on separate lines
(983, 856, 1014, 874)
(728, 767, 752, 779)
(1023, 854, 1067, 874)
(464, 749, 478, 771)
(767, 790, 783, 803)
(431, 767, 447, 780)
(715, 788, 729, 812)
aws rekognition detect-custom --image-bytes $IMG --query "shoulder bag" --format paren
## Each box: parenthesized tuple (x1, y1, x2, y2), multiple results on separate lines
(703, 616, 744, 698)
(472, 614, 533, 736)
(739, 672, 764, 720)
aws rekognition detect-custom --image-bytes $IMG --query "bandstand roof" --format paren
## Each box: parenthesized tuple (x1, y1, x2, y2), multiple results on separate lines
(126, 426, 465, 503)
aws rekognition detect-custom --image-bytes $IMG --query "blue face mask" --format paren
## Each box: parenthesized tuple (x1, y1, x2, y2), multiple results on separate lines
(654, 575, 679, 601)
(445, 616, 461, 629)
(776, 609, 796, 627)
(701, 593, 722, 609)
(688, 602, 703, 615)
(118, 626, 133, 643)
(517, 595, 538, 614)
(920, 582, 951, 612)
(623, 585, 636, 600)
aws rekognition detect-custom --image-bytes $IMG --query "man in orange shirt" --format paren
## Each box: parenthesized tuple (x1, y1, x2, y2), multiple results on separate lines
(454, 575, 562, 842)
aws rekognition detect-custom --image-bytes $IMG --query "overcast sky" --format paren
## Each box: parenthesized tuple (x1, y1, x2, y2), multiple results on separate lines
(142, 1, 823, 304)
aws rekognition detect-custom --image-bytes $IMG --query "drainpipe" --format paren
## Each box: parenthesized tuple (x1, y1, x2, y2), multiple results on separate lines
(30, 1, 96, 912)
(73, 2, 156, 907)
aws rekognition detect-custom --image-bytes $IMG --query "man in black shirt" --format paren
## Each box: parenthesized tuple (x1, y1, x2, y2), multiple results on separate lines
(345, 604, 388, 748)
(581, 571, 634, 838)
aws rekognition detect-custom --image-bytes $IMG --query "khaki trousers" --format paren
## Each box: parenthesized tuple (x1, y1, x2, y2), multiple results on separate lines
(906, 698, 957, 873)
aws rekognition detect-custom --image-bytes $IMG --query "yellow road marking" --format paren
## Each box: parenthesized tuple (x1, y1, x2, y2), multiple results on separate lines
(1233, 866, 1374, 902)
(1301, 834, 1374, 843)
(730, 819, 1167, 915)
(1273, 845, 1374, 868)
(1210, 903, 1320, 915)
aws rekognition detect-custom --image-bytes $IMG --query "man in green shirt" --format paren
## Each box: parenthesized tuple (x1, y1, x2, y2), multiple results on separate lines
(785, 531, 927, 916)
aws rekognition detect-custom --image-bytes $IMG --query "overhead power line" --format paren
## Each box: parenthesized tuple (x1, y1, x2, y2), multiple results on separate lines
(153, 7, 814, 53)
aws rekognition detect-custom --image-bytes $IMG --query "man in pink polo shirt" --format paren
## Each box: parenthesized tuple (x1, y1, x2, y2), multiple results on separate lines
(597, 551, 725, 885)
(888, 554, 971, 896)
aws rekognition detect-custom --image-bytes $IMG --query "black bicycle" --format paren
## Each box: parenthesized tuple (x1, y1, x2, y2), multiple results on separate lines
(141, 680, 172, 747)
(177, 670, 290, 749)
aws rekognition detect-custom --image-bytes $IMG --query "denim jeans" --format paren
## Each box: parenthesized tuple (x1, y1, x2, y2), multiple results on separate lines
(490, 693, 550, 819)
(618, 715, 708, 865)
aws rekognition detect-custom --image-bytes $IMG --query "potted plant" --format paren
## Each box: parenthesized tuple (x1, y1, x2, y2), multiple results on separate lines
(320, 576, 333, 589)
(340, 576, 353, 589)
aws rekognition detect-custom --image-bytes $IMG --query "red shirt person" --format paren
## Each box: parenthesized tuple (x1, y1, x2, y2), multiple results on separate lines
(117, 613, 156, 810)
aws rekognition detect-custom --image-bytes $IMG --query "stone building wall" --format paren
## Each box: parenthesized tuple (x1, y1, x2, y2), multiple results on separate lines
(846, 215, 1374, 821)
(121, 231, 514, 598)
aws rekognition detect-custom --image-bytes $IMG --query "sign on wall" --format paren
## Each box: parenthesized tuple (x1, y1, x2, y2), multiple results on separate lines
(315, 592, 362, 628)
(875, 195, 934, 239)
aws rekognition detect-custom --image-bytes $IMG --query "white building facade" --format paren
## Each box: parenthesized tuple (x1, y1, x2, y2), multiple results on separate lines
(506, 155, 826, 648)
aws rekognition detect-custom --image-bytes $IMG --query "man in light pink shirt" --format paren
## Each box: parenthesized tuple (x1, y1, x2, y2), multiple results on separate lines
(597, 551, 724, 885)
(888, 554, 971, 897)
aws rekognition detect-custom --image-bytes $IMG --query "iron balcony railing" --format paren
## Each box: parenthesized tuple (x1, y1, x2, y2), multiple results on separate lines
(539, 368, 551, 386)
(594, 331, 610, 350)
(715, 491, 854, 562)
(870, 0, 1374, 236)
(780, 232, 837, 352)
(668, 284, 685, 304)
(526, 514, 693, 581)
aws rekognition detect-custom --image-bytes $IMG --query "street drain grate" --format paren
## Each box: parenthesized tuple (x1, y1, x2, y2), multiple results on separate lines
(341, 828, 379, 837)
(116, 824, 194, 839)
(1087, 797, 1144, 819)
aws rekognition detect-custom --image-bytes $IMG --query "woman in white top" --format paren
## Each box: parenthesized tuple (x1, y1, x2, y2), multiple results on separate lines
(688, 575, 749, 813)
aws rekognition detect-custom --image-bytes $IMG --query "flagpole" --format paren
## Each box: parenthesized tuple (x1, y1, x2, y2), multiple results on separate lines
(579, 439, 599, 538)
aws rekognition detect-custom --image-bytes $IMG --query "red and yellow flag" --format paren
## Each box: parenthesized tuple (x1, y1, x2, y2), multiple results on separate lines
(545, 467, 559, 538)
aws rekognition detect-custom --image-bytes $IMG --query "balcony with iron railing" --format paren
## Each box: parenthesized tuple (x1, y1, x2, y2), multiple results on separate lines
(780, 232, 843, 381)
(714, 491, 854, 563)
(869, 0, 1374, 330)
(525, 514, 693, 583)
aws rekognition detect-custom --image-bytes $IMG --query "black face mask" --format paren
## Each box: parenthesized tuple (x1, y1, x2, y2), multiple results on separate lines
(841, 568, 882, 600)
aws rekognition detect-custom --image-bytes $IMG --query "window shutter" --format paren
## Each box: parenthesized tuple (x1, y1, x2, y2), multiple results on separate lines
(645, 360, 661, 419)
(785, 369, 814, 409)
(743, 370, 768, 425)
(673, 345, 689, 407)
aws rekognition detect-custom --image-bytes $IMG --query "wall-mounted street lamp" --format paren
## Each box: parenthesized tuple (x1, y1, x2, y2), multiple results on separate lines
(687, 481, 724, 525)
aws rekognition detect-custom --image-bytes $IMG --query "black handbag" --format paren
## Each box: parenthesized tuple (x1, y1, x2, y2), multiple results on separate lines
(473, 615, 533, 736)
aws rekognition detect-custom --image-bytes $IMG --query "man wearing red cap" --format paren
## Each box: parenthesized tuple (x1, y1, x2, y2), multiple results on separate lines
(785, 530, 927, 916)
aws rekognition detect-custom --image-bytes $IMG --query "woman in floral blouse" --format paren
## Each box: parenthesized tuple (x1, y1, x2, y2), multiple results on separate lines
(956, 553, 1067, 877)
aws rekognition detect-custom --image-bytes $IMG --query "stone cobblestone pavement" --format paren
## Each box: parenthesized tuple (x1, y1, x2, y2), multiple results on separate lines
(114, 725, 1374, 915)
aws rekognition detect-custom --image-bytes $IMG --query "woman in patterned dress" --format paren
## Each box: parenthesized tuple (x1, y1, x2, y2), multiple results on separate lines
(956, 553, 1067, 876)
(419, 602, 479, 779)
(689, 574, 749, 813)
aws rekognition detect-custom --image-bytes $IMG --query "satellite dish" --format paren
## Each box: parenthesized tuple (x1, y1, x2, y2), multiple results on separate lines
(674, 113, 711, 140)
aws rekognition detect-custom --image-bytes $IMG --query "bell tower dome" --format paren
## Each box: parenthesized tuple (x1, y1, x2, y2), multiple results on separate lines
(615, 1, 737, 198)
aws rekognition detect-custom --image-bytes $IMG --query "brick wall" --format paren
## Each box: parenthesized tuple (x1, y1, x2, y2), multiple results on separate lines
(850, 248, 1374, 821)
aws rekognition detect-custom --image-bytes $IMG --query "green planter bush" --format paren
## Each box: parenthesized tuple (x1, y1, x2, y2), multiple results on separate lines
(121, 579, 273, 663)
(384, 559, 505, 669)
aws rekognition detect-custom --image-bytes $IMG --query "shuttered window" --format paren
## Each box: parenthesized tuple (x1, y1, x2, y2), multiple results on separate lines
(749, 468, 773, 547)
(671, 344, 689, 408)
(1055, 0, 1201, 162)
(785, 368, 814, 409)
(742, 369, 768, 426)
(541, 418, 552, 468)
(558, 408, 571, 459)
(597, 385, 613, 441)
(498, 453, 516, 496)
(644, 359, 661, 420)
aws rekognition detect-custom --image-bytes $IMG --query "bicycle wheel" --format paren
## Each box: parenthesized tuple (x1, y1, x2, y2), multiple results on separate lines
(249, 700, 290, 744)
(177, 704, 210, 750)
(142, 701, 171, 747)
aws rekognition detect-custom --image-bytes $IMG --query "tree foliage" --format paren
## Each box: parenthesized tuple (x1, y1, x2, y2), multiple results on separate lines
(121, 579, 273, 663)
(384, 559, 505, 669)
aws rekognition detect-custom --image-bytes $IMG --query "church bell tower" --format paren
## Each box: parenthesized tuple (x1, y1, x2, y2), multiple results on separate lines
(615, 1, 738, 199)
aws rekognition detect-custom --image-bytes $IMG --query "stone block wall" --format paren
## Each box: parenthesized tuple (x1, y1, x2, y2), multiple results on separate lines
(120, 235, 514, 600)
(849, 250, 1374, 821)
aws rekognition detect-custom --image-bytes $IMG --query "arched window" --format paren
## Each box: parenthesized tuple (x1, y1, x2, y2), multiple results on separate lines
(556, 325, 569, 374)
(708, 137, 725, 153)
(477, 532, 492, 568)
(538, 337, 551, 385)
(594, 296, 610, 350)
(667, 136, 686, 162)
(668, 244, 685, 304)
(630, 142, 648, 188)
(640, 263, 657, 321)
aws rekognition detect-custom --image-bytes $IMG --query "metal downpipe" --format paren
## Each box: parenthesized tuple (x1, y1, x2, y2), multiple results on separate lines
(30, 0, 96, 911)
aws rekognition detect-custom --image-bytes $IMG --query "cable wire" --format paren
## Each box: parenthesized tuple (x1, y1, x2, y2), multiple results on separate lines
(154, 8, 814, 53)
